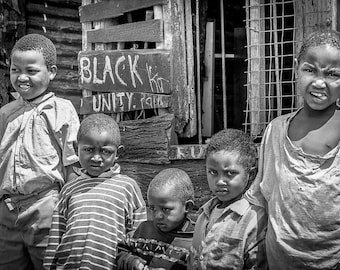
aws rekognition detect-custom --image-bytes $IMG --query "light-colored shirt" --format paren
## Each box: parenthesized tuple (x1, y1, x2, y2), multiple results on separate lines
(245, 110, 340, 270)
(0, 92, 79, 196)
(43, 164, 147, 270)
(189, 197, 267, 270)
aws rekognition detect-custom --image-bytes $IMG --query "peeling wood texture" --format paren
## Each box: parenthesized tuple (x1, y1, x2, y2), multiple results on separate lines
(79, 0, 165, 22)
(87, 20, 163, 43)
(168, 144, 207, 160)
(78, 50, 171, 93)
(118, 113, 174, 164)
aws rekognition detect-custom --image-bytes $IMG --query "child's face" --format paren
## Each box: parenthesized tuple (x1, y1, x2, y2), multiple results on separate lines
(147, 187, 188, 233)
(206, 150, 248, 204)
(296, 44, 340, 112)
(78, 130, 118, 177)
(10, 50, 56, 100)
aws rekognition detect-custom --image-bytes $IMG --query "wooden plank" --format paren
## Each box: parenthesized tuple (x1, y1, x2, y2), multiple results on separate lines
(202, 21, 215, 137)
(80, 92, 171, 115)
(118, 113, 174, 164)
(87, 20, 163, 43)
(168, 144, 207, 160)
(78, 50, 171, 93)
(79, 0, 165, 23)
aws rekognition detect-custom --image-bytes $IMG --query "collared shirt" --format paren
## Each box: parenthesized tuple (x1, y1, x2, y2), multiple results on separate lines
(0, 92, 79, 196)
(245, 110, 340, 270)
(189, 197, 267, 270)
(43, 164, 147, 270)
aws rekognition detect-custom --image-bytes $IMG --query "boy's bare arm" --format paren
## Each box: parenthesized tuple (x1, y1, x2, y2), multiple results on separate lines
(65, 162, 80, 182)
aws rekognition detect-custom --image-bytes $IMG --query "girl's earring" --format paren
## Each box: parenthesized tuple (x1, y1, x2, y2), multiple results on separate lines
(336, 98, 340, 109)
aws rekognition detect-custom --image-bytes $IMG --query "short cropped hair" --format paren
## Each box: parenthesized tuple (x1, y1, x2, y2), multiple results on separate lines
(77, 113, 121, 146)
(11, 34, 57, 70)
(148, 168, 194, 202)
(297, 29, 340, 63)
(206, 128, 257, 181)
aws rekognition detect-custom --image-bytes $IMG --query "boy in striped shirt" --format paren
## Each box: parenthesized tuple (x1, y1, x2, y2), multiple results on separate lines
(43, 113, 147, 270)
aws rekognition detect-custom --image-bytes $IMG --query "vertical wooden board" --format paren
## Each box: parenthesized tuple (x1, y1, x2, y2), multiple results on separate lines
(202, 21, 215, 137)
(163, 0, 190, 135)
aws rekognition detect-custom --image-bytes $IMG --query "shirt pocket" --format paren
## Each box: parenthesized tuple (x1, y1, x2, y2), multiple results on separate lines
(25, 117, 58, 158)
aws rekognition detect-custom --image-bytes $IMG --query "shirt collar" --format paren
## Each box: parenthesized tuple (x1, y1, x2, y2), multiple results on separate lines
(73, 163, 121, 179)
(201, 196, 250, 217)
(18, 92, 54, 105)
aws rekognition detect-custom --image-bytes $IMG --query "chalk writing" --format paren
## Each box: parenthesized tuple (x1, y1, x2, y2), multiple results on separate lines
(78, 50, 171, 94)
(168, 145, 207, 160)
(80, 92, 171, 115)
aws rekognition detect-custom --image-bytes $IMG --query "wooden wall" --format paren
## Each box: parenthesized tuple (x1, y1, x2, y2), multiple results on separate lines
(25, 0, 82, 110)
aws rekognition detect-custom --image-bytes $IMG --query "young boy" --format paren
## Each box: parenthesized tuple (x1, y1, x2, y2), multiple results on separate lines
(245, 29, 340, 269)
(0, 34, 80, 270)
(43, 113, 147, 270)
(116, 168, 195, 270)
(189, 129, 267, 270)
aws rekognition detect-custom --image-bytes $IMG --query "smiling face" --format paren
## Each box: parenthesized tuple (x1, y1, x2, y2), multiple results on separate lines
(78, 129, 118, 177)
(147, 186, 188, 233)
(206, 150, 249, 205)
(10, 50, 56, 100)
(296, 44, 340, 113)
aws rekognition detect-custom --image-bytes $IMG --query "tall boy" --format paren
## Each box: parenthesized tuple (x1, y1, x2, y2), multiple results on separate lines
(117, 168, 195, 270)
(0, 34, 80, 270)
(189, 129, 267, 270)
(44, 113, 147, 269)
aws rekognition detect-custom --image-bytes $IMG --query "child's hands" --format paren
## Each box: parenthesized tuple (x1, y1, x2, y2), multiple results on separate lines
(116, 252, 147, 270)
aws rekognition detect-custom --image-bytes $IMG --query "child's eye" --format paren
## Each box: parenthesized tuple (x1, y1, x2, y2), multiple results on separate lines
(148, 206, 155, 212)
(303, 67, 314, 73)
(101, 149, 114, 155)
(161, 207, 171, 213)
(208, 169, 217, 176)
(83, 147, 93, 153)
(327, 71, 340, 78)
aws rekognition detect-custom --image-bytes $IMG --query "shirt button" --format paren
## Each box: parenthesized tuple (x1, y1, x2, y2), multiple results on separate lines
(199, 255, 204, 261)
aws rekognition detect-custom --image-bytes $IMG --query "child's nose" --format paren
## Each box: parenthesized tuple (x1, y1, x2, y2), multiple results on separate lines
(91, 154, 102, 161)
(18, 74, 29, 81)
(154, 210, 163, 220)
(312, 78, 326, 89)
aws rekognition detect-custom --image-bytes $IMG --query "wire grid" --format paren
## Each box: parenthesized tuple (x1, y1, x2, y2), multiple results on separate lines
(243, 0, 333, 139)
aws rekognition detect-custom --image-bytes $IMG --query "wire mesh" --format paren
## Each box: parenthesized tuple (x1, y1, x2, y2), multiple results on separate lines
(243, 0, 333, 139)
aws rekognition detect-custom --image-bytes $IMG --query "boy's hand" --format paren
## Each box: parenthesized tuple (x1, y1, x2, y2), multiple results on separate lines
(117, 252, 147, 270)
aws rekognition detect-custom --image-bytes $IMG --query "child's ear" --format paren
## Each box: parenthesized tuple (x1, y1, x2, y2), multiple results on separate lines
(184, 199, 195, 213)
(49, 65, 57, 81)
(115, 145, 125, 161)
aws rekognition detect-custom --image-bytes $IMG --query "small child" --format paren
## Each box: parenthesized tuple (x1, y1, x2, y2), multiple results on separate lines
(0, 34, 80, 270)
(43, 113, 147, 269)
(189, 129, 267, 270)
(245, 29, 340, 269)
(116, 168, 195, 270)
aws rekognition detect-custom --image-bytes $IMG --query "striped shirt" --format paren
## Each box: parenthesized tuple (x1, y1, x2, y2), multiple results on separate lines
(189, 197, 267, 270)
(43, 164, 147, 270)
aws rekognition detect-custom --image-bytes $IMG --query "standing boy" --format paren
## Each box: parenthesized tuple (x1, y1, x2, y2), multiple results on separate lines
(0, 34, 80, 270)
(117, 168, 195, 270)
(44, 113, 147, 270)
(189, 129, 267, 270)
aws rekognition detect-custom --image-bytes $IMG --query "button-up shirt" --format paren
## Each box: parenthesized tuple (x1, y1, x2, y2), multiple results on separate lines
(189, 197, 267, 270)
(0, 92, 79, 196)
